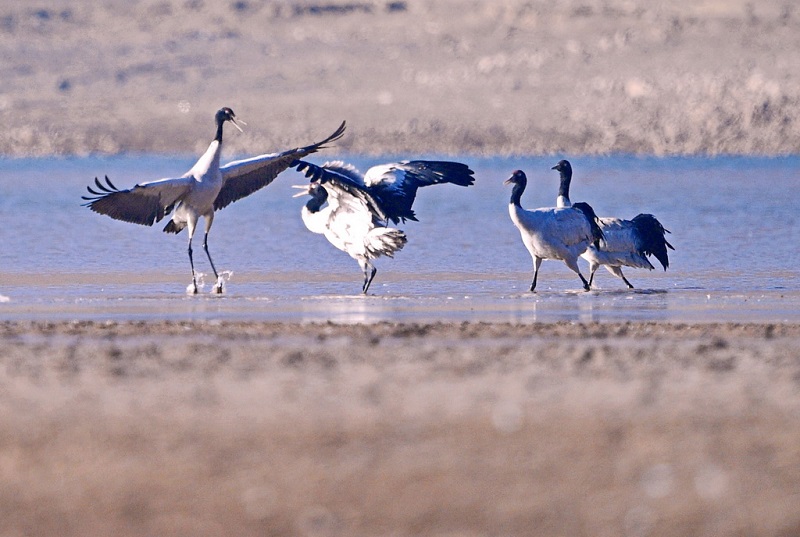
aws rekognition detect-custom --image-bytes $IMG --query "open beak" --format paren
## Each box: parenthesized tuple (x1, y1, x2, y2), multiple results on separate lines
(503, 177, 514, 185)
(230, 117, 245, 133)
(291, 184, 311, 197)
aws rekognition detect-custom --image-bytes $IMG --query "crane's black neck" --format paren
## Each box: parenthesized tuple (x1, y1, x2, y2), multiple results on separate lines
(557, 167, 571, 201)
(214, 119, 225, 143)
(509, 179, 526, 207)
(305, 187, 328, 213)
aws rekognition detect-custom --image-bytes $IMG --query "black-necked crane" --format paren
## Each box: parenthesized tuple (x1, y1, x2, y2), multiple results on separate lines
(505, 169, 604, 292)
(292, 175, 407, 294)
(82, 107, 345, 294)
(292, 159, 475, 224)
(552, 159, 674, 289)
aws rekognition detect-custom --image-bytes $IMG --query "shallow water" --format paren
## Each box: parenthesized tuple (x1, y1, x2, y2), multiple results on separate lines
(1, 155, 798, 322)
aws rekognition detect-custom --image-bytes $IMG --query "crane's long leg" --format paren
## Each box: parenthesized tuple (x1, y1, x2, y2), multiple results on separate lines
(607, 265, 634, 289)
(358, 259, 378, 294)
(588, 261, 599, 288)
(363, 265, 377, 294)
(565, 257, 591, 291)
(530, 257, 543, 292)
(204, 233, 224, 294)
(578, 273, 591, 291)
(203, 233, 219, 279)
(202, 215, 223, 294)
(187, 234, 198, 295)
(186, 216, 201, 295)
(203, 232, 220, 275)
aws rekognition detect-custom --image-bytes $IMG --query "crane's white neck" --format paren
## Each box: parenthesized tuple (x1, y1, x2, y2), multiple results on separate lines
(301, 205, 330, 235)
(190, 139, 222, 179)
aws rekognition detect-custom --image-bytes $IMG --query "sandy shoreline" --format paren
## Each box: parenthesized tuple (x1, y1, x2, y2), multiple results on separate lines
(2, 320, 799, 536)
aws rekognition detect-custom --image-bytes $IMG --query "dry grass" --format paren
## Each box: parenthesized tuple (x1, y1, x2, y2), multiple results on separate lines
(1, 0, 799, 156)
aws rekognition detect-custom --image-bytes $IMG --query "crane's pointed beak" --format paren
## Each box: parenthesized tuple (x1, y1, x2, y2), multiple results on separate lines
(230, 117, 244, 133)
(291, 185, 311, 197)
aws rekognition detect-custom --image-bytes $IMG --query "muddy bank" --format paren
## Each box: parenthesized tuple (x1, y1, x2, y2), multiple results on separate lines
(1, 321, 799, 536)
(1, 1, 799, 156)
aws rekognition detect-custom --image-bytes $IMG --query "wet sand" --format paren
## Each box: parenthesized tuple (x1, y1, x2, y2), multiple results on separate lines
(2, 320, 800, 536)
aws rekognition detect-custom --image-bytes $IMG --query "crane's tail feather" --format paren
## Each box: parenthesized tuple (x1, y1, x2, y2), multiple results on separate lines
(571, 201, 605, 248)
(365, 228, 408, 259)
(163, 219, 185, 234)
(632, 213, 673, 270)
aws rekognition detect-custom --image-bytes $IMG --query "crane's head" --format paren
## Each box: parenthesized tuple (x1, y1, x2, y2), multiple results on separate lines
(292, 181, 328, 212)
(215, 107, 245, 132)
(551, 160, 572, 173)
(504, 169, 527, 186)
(292, 183, 313, 198)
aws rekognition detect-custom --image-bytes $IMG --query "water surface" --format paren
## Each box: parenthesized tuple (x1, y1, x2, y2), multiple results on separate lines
(1, 155, 797, 323)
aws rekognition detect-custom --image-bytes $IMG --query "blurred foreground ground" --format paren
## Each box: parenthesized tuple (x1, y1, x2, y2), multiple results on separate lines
(1, 0, 799, 156)
(1, 321, 799, 536)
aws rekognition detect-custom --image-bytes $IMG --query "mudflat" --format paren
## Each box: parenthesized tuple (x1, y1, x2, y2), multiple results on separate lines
(2, 320, 799, 536)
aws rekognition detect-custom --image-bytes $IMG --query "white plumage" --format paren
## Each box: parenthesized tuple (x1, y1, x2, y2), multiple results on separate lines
(552, 160, 674, 288)
(293, 176, 407, 294)
(82, 108, 345, 293)
(505, 170, 604, 291)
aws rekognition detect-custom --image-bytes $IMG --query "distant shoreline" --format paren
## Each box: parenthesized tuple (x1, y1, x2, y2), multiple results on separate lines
(2, 1, 799, 157)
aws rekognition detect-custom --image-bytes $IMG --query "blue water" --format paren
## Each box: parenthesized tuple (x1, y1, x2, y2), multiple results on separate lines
(1, 155, 798, 322)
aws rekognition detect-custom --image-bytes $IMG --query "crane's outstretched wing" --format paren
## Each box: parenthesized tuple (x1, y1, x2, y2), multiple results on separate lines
(81, 175, 193, 226)
(214, 121, 346, 211)
(293, 159, 366, 187)
(363, 160, 475, 224)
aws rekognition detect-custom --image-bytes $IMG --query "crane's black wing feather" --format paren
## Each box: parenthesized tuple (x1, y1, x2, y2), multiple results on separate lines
(214, 121, 346, 211)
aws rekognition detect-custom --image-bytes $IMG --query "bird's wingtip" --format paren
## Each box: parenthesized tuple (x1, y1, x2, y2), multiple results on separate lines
(323, 120, 347, 145)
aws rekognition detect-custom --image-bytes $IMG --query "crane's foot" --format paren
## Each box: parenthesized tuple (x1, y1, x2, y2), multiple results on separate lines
(187, 282, 199, 295)
(212, 279, 224, 294)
